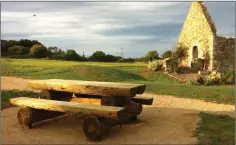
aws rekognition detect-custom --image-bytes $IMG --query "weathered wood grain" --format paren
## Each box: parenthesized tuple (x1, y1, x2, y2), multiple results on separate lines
(10, 97, 126, 119)
(28, 79, 146, 97)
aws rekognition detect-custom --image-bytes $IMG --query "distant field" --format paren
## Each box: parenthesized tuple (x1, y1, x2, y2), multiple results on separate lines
(1, 58, 234, 105)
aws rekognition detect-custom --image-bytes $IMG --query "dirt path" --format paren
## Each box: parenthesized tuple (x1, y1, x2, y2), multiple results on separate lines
(1, 76, 235, 144)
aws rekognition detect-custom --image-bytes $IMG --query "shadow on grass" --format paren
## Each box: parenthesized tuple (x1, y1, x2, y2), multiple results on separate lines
(194, 112, 235, 145)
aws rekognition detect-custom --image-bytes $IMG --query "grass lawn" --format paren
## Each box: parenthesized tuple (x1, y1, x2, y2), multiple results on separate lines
(1, 90, 38, 107)
(1, 58, 235, 104)
(195, 112, 235, 145)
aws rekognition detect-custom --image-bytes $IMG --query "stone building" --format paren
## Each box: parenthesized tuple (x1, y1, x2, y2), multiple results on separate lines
(177, 1, 235, 72)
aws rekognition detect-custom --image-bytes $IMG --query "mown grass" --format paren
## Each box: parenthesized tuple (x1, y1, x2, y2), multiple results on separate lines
(1, 90, 38, 107)
(1, 58, 235, 104)
(195, 112, 235, 145)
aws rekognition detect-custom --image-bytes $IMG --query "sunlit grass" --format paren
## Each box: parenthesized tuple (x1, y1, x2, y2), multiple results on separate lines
(1, 58, 234, 104)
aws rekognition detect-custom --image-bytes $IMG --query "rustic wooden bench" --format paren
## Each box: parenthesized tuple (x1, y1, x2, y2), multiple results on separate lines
(10, 79, 153, 141)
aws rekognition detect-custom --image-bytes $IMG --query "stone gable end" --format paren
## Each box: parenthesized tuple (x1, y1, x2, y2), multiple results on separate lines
(178, 1, 216, 70)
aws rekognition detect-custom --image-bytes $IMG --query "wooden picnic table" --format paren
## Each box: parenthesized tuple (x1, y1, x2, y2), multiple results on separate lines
(10, 79, 153, 141)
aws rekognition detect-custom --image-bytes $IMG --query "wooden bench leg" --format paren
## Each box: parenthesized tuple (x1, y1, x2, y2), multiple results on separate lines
(17, 107, 33, 129)
(82, 116, 117, 141)
(123, 101, 142, 121)
(17, 107, 65, 129)
(39, 90, 73, 101)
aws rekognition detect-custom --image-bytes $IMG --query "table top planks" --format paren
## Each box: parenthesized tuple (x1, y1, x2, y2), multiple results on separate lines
(28, 79, 146, 97)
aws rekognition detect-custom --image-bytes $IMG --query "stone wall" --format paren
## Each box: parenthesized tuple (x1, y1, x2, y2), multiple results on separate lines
(178, 1, 216, 70)
(213, 36, 235, 72)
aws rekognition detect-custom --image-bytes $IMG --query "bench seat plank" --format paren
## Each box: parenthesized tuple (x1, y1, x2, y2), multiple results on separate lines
(10, 97, 125, 119)
(28, 79, 146, 97)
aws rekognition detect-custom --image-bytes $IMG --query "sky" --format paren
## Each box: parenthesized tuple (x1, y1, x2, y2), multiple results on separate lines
(1, 2, 235, 58)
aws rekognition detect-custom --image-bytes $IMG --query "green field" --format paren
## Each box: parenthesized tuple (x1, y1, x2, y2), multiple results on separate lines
(1, 58, 235, 105)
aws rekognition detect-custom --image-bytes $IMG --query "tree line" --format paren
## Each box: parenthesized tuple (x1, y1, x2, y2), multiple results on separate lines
(1, 39, 172, 62)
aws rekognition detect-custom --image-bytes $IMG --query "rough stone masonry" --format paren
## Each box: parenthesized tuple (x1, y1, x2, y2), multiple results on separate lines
(178, 1, 235, 72)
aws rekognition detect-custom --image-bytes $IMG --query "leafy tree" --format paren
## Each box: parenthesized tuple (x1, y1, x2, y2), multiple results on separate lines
(162, 50, 172, 59)
(17, 39, 41, 48)
(104, 54, 117, 62)
(146, 50, 159, 61)
(8, 45, 29, 55)
(65, 49, 80, 61)
(173, 44, 188, 62)
(90, 51, 106, 61)
(53, 49, 66, 60)
(29, 44, 48, 58)
(48, 46, 58, 53)
(7, 40, 18, 48)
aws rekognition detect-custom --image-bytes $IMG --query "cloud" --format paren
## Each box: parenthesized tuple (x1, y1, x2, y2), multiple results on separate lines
(1, 2, 235, 57)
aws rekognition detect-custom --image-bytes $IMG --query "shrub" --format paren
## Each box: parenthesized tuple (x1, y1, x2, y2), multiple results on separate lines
(173, 44, 188, 62)
(147, 60, 163, 72)
(29, 44, 48, 58)
(221, 69, 235, 84)
(191, 58, 204, 71)
(189, 71, 222, 86)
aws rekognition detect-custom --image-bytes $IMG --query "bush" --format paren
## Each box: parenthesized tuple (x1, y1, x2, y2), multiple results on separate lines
(29, 44, 48, 58)
(189, 71, 222, 86)
(191, 58, 204, 71)
(147, 60, 163, 72)
(173, 44, 188, 61)
(221, 69, 235, 84)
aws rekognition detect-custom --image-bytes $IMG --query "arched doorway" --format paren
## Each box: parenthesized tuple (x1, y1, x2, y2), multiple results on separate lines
(192, 46, 198, 59)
